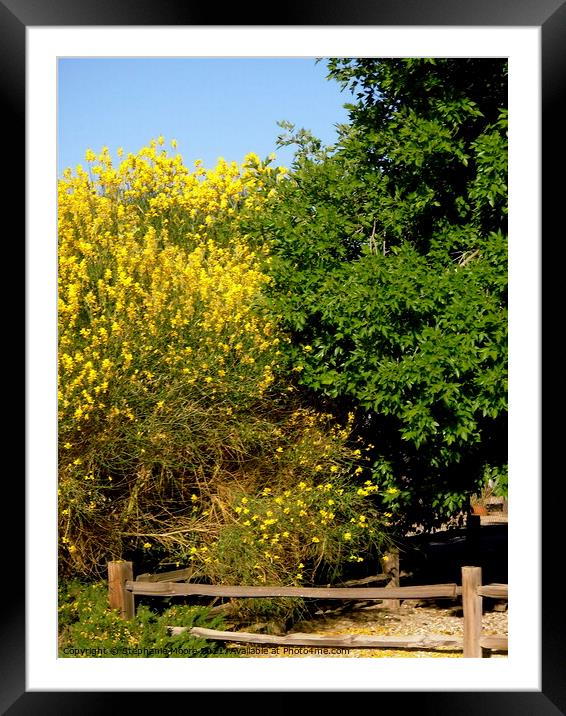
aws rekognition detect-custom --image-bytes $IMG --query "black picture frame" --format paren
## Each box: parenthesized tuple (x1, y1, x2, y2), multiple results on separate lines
(13, 0, 561, 711)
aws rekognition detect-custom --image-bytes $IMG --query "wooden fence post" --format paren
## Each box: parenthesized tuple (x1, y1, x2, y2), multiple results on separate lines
(108, 560, 135, 620)
(462, 566, 483, 657)
(381, 548, 400, 611)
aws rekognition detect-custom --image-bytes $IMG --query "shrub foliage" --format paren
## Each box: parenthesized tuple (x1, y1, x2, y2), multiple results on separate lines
(58, 140, 390, 584)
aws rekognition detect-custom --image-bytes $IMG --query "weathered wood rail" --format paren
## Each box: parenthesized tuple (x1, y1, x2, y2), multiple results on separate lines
(125, 580, 463, 600)
(107, 561, 507, 658)
(185, 627, 507, 653)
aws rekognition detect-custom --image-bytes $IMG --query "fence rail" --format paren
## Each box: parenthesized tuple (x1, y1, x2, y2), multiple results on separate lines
(185, 626, 508, 653)
(107, 561, 507, 658)
(125, 580, 462, 600)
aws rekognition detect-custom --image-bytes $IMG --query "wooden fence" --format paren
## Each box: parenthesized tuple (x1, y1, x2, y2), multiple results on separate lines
(107, 561, 507, 658)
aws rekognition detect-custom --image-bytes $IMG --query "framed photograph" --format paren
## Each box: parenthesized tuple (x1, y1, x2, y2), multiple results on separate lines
(14, 0, 560, 710)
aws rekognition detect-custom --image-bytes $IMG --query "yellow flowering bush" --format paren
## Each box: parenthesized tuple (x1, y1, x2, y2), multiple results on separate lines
(58, 139, 390, 587)
(58, 140, 286, 574)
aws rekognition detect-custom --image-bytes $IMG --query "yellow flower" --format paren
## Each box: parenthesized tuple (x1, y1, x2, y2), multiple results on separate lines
(343, 532, 352, 541)
(311, 536, 320, 543)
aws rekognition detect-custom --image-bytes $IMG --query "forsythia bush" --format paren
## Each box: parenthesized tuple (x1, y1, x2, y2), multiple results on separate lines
(58, 139, 389, 586)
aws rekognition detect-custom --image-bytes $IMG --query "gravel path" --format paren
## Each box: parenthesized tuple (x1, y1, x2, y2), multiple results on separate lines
(232, 601, 508, 658)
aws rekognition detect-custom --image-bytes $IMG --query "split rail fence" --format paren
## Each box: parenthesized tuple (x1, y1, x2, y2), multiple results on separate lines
(108, 561, 507, 658)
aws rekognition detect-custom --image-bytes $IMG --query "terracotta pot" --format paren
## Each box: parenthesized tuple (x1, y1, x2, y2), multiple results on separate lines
(472, 505, 488, 516)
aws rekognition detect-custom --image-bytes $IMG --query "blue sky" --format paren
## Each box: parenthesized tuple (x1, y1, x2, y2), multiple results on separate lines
(57, 58, 352, 174)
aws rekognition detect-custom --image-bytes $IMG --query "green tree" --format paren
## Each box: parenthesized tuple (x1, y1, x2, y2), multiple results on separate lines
(251, 58, 508, 529)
